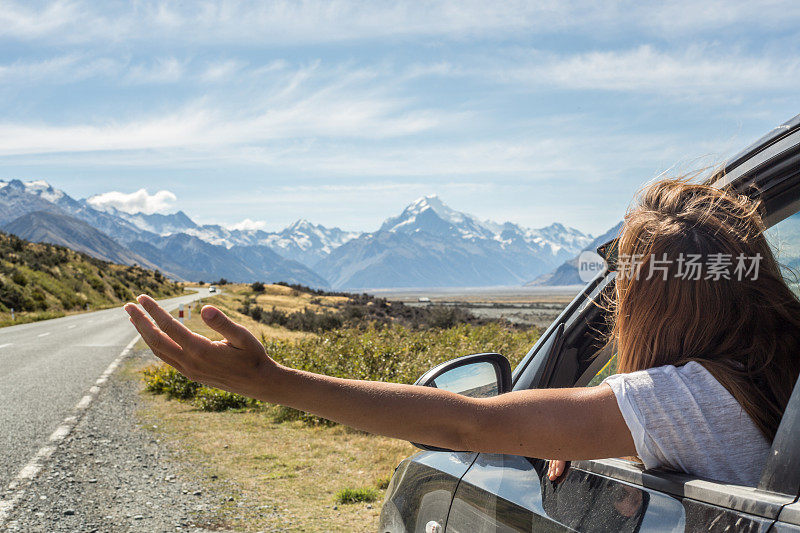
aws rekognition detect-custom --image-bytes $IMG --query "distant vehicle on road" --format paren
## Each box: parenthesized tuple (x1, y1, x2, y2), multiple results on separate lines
(380, 114, 800, 532)
(208, 285, 217, 293)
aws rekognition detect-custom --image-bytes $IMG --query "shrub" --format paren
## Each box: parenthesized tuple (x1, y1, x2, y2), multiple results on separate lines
(261, 323, 537, 425)
(270, 405, 336, 426)
(194, 387, 255, 411)
(142, 364, 200, 400)
(111, 282, 133, 300)
(10, 270, 27, 286)
(251, 281, 266, 293)
(334, 487, 380, 504)
(87, 275, 105, 292)
(0, 282, 34, 311)
(265, 323, 536, 384)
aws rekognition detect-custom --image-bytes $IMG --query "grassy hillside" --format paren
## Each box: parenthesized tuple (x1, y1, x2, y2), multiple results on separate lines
(0, 231, 182, 327)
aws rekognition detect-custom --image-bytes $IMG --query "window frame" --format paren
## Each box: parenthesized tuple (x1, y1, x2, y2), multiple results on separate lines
(571, 458, 796, 521)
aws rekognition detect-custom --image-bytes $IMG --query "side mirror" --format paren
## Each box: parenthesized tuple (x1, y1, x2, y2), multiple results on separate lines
(412, 353, 512, 452)
(414, 352, 512, 397)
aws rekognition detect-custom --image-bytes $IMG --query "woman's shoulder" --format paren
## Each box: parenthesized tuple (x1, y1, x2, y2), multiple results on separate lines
(602, 360, 736, 415)
(604, 360, 722, 389)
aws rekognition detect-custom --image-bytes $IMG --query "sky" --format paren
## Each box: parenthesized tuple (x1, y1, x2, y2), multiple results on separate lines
(0, 1, 798, 235)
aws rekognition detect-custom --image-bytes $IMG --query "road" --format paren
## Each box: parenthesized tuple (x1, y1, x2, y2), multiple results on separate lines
(0, 289, 210, 490)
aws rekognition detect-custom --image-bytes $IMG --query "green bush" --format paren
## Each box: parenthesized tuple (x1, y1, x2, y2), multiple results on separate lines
(142, 364, 200, 400)
(87, 275, 105, 292)
(261, 323, 537, 425)
(10, 270, 27, 286)
(194, 386, 255, 411)
(251, 281, 266, 293)
(0, 282, 35, 311)
(112, 282, 133, 300)
(334, 487, 380, 504)
(270, 405, 336, 426)
(266, 323, 536, 384)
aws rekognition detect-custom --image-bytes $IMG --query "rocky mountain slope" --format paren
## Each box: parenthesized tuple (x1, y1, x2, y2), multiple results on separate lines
(316, 196, 592, 288)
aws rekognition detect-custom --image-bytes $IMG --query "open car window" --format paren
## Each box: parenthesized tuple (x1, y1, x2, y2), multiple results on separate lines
(766, 211, 800, 291)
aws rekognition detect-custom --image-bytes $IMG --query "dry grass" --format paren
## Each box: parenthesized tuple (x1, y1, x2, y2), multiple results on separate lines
(140, 392, 414, 531)
(138, 286, 315, 347)
(225, 283, 349, 313)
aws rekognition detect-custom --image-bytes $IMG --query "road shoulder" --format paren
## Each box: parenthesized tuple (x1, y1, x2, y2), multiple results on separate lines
(3, 349, 231, 533)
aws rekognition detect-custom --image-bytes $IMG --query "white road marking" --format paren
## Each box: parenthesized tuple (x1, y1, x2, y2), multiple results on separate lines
(0, 343, 12, 349)
(36, 332, 50, 338)
(67, 325, 76, 329)
(0, 335, 140, 526)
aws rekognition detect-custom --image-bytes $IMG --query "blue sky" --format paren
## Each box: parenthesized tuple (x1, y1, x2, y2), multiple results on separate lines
(0, 1, 798, 235)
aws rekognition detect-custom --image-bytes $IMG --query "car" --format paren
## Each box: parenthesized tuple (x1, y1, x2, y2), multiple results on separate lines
(208, 285, 217, 293)
(378, 113, 800, 533)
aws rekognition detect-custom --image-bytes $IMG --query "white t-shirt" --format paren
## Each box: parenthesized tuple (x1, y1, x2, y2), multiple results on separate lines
(602, 361, 770, 486)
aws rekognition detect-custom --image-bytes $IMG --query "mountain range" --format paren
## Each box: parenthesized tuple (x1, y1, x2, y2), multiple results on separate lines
(0, 179, 598, 289)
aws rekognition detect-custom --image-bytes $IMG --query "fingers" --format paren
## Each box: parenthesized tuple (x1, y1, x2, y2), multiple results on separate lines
(200, 305, 253, 348)
(125, 303, 184, 358)
(137, 295, 198, 348)
(548, 460, 568, 481)
(128, 317, 187, 370)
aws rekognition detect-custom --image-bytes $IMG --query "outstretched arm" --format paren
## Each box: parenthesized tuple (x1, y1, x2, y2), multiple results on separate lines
(125, 295, 636, 461)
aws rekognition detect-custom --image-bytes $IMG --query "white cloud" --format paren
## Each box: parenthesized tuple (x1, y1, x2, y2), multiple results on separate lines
(86, 188, 177, 214)
(1, 1, 798, 46)
(0, 59, 454, 156)
(200, 60, 245, 82)
(0, 55, 119, 85)
(499, 45, 800, 96)
(124, 57, 185, 84)
(227, 218, 267, 231)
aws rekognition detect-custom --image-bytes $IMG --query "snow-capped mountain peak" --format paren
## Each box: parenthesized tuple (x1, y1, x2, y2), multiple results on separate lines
(113, 209, 198, 236)
(284, 218, 314, 232)
(0, 179, 67, 203)
(267, 219, 360, 261)
(401, 195, 467, 225)
(377, 196, 592, 259)
(381, 195, 483, 236)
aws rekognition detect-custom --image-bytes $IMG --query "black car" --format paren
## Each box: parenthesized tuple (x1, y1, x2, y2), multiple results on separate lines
(379, 114, 800, 533)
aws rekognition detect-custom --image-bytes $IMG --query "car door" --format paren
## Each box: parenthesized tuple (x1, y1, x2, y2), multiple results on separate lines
(444, 113, 800, 532)
(380, 450, 478, 533)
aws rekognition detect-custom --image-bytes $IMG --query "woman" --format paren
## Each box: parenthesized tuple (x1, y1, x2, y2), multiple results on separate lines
(125, 178, 800, 487)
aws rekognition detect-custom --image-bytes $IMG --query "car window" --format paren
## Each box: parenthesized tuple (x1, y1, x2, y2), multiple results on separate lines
(765, 211, 800, 291)
(587, 354, 617, 387)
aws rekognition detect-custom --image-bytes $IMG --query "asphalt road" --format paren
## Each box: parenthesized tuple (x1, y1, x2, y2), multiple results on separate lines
(0, 289, 210, 490)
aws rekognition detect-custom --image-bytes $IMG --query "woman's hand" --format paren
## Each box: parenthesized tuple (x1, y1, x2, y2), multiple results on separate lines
(124, 295, 275, 399)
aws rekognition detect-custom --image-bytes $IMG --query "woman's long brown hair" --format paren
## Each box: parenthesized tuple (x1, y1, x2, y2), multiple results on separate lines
(611, 177, 800, 441)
